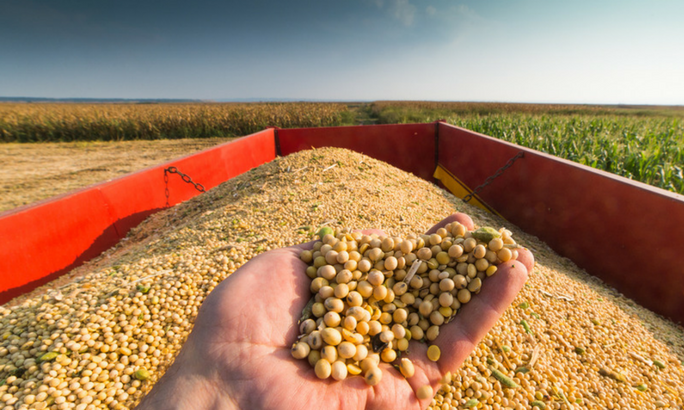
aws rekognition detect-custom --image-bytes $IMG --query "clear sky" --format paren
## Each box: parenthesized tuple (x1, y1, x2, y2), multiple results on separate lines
(1, 0, 683, 104)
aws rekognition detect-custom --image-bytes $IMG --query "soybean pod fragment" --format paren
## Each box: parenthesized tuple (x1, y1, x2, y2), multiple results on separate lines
(471, 227, 501, 242)
(134, 368, 150, 381)
(464, 399, 479, 408)
(520, 319, 533, 334)
(598, 368, 626, 383)
(653, 359, 666, 369)
(299, 296, 316, 322)
(489, 367, 519, 388)
(316, 226, 333, 238)
(37, 352, 59, 363)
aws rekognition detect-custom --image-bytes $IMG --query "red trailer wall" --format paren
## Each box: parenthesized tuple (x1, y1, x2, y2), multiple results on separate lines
(0, 129, 276, 304)
(437, 122, 684, 323)
(278, 123, 437, 182)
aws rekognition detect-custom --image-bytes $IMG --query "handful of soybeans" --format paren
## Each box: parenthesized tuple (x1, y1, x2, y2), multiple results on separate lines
(292, 221, 521, 388)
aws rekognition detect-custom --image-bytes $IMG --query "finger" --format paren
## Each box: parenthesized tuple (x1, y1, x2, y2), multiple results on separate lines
(294, 230, 388, 250)
(418, 260, 529, 377)
(399, 342, 444, 408)
(355, 228, 387, 237)
(291, 239, 316, 251)
(515, 248, 535, 273)
(426, 213, 474, 234)
(363, 366, 425, 410)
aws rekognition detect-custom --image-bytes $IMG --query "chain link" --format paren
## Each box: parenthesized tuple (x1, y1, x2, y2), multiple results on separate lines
(164, 169, 170, 207)
(164, 166, 206, 206)
(462, 151, 525, 203)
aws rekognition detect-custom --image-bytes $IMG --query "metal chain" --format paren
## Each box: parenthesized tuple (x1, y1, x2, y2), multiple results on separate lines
(164, 169, 170, 207)
(462, 151, 525, 203)
(164, 166, 206, 196)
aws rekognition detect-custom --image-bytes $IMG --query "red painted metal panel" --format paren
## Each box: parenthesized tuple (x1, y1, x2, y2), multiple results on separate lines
(438, 122, 684, 323)
(99, 129, 277, 235)
(0, 189, 118, 291)
(0, 129, 276, 304)
(278, 123, 437, 182)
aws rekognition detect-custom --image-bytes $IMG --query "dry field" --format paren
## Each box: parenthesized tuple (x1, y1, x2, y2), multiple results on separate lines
(0, 138, 233, 213)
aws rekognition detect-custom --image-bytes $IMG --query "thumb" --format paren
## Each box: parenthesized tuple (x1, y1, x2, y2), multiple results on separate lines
(426, 212, 474, 234)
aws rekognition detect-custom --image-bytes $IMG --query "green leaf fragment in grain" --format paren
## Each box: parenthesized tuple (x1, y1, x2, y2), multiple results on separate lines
(530, 401, 547, 409)
(574, 347, 585, 355)
(9, 368, 25, 377)
(37, 352, 59, 363)
(653, 359, 666, 369)
(514, 366, 530, 374)
(518, 301, 530, 309)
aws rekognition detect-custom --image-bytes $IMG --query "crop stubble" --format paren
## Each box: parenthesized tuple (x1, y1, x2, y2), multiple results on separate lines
(0, 138, 233, 213)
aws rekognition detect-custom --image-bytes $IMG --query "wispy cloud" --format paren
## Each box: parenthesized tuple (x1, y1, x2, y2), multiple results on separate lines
(420, 3, 490, 46)
(364, 1, 481, 28)
(453, 4, 480, 21)
(365, 0, 417, 26)
(390, 0, 417, 26)
(425, 3, 482, 23)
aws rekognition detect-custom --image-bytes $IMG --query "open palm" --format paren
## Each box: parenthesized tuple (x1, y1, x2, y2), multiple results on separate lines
(136, 214, 533, 410)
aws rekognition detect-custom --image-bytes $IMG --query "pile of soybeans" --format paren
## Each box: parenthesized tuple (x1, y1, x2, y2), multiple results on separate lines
(1, 147, 684, 410)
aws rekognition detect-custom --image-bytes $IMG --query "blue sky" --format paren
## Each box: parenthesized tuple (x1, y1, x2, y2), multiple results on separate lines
(1, 0, 682, 104)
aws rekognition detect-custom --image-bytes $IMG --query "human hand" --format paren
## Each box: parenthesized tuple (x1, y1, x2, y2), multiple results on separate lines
(135, 213, 534, 410)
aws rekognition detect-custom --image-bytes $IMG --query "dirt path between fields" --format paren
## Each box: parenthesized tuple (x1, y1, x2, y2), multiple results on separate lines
(0, 137, 234, 213)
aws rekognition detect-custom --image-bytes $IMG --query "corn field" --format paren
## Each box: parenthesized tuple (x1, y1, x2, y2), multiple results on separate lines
(0, 103, 353, 142)
(1, 101, 682, 194)
(371, 102, 684, 195)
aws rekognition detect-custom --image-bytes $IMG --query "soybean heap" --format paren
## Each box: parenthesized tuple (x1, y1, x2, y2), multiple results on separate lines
(1, 148, 683, 410)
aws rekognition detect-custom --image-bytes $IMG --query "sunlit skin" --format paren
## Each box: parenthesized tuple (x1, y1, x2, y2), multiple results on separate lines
(136, 213, 534, 410)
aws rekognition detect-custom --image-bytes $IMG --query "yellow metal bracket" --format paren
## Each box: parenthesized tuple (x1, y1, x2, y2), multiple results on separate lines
(433, 164, 502, 218)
